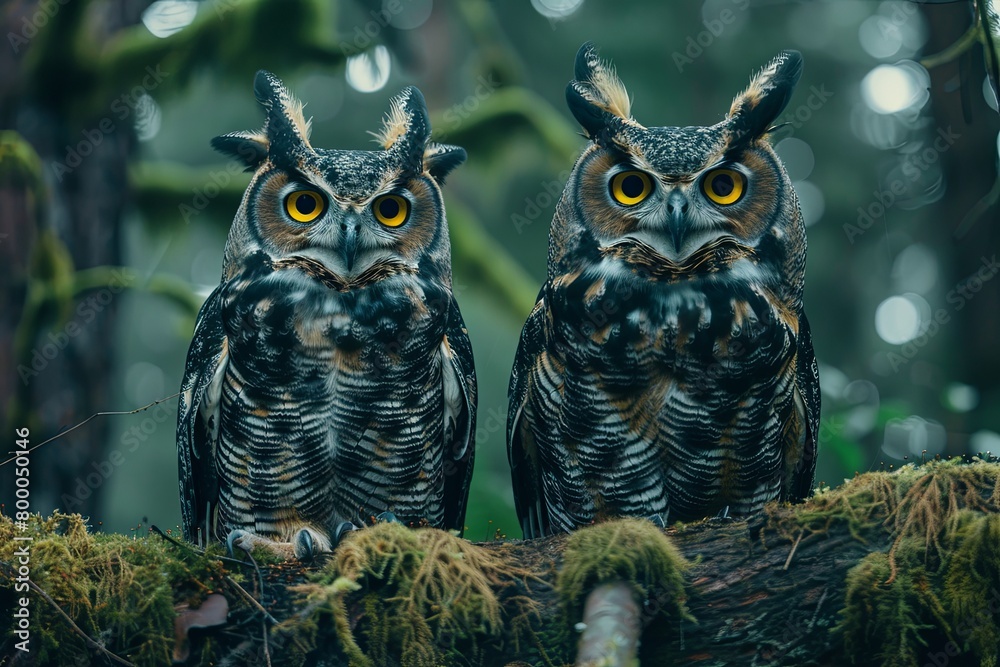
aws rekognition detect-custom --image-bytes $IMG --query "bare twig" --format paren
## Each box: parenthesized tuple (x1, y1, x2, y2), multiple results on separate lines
(783, 529, 805, 571)
(0, 561, 136, 667)
(0, 393, 180, 467)
(222, 575, 279, 625)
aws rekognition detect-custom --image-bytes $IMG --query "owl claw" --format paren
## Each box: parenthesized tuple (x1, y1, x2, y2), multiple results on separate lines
(374, 511, 402, 525)
(646, 513, 666, 528)
(293, 527, 332, 560)
(335, 521, 359, 544)
(226, 528, 331, 561)
(226, 529, 251, 558)
(225, 529, 294, 560)
(714, 506, 733, 521)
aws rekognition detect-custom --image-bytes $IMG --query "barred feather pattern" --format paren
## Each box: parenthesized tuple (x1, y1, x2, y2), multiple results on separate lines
(511, 264, 808, 536)
(209, 252, 464, 541)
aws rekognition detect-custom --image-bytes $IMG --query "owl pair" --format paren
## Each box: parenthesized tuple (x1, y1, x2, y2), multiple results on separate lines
(177, 44, 819, 559)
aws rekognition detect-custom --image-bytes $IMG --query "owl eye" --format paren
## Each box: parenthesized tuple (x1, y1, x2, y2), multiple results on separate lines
(702, 169, 746, 205)
(610, 170, 653, 206)
(285, 190, 325, 223)
(372, 194, 410, 228)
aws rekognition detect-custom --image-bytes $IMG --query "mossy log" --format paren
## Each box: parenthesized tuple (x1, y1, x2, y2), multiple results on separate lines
(3, 459, 1000, 667)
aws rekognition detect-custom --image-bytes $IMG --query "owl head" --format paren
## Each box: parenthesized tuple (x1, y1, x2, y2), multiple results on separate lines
(552, 43, 806, 303)
(212, 71, 465, 286)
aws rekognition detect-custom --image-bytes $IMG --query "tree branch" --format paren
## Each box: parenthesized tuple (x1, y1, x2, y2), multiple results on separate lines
(2, 459, 999, 666)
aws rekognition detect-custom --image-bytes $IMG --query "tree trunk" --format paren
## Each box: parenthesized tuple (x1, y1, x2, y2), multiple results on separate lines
(2, 459, 998, 667)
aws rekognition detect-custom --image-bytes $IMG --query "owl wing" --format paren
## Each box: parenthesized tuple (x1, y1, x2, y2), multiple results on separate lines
(507, 292, 555, 539)
(176, 286, 229, 546)
(440, 297, 477, 534)
(786, 310, 821, 502)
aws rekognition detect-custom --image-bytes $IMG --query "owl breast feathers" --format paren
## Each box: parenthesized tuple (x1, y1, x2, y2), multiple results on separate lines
(176, 71, 476, 559)
(507, 44, 820, 538)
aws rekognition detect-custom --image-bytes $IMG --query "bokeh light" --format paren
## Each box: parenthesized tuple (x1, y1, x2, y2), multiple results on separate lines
(141, 0, 198, 39)
(882, 415, 946, 458)
(125, 361, 166, 405)
(944, 383, 979, 413)
(892, 244, 938, 294)
(774, 138, 815, 182)
(875, 294, 923, 344)
(134, 93, 162, 142)
(530, 0, 584, 19)
(346, 45, 392, 93)
(794, 180, 825, 227)
(386, 0, 434, 30)
(861, 62, 929, 115)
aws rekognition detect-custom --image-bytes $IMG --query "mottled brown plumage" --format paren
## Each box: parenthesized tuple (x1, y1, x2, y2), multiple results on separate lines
(508, 44, 820, 538)
(177, 72, 476, 559)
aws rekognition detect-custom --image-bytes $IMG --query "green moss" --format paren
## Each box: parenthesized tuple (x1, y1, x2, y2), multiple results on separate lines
(0, 513, 224, 667)
(775, 459, 1000, 554)
(942, 513, 1000, 666)
(840, 542, 951, 667)
(836, 462, 1000, 667)
(556, 517, 690, 662)
(294, 522, 535, 667)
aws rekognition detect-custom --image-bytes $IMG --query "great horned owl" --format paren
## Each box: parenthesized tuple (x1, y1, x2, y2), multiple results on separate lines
(507, 44, 820, 538)
(177, 71, 476, 559)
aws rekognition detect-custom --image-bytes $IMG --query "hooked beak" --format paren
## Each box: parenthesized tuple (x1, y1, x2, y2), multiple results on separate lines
(340, 219, 359, 272)
(666, 190, 690, 253)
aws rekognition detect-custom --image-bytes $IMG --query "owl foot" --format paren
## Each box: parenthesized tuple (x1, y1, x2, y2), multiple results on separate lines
(374, 511, 402, 525)
(335, 521, 359, 544)
(646, 513, 666, 528)
(226, 528, 332, 561)
(714, 506, 733, 521)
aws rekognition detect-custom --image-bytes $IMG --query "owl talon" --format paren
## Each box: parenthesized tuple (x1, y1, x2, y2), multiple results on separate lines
(226, 529, 251, 558)
(714, 506, 733, 521)
(335, 521, 359, 544)
(374, 511, 401, 525)
(646, 513, 666, 529)
(226, 528, 330, 561)
(293, 527, 332, 560)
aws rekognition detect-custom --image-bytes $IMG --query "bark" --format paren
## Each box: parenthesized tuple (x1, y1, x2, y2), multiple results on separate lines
(2, 460, 998, 667)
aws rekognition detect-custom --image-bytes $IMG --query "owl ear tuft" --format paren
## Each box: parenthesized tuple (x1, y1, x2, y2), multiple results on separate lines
(423, 143, 466, 184)
(728, 50, 803, 144)
(566, 42, 634, 139)
(210, 131, 269, 170)
(376, 86, 432, 171)
(252, 70, 313, 149)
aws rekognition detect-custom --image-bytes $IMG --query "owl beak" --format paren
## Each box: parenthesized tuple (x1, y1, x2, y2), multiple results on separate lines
(340, 220, 359, 272)
(666, 190, 690, 252)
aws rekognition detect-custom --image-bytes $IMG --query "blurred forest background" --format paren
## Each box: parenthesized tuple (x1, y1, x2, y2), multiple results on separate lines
(1, 0, 998, 539)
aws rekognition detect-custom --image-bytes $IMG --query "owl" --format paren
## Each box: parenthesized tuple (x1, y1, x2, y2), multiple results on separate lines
(176, 71, 476, 559)
(507, 44, 820, 538)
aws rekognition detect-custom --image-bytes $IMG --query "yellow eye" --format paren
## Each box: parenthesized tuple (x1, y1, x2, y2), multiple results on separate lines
(610, 171, 653, 206)
(285, 190, 325, 223)
(702, 169, 745, 205)
(372, 194, 410, 227)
